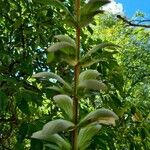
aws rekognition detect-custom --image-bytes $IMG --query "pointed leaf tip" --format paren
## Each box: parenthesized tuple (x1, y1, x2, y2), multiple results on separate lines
(31, 132, 71, 150)
(54, 35, 76, 48)
(31, 130, 43, 139)
(79, 79, 108, 91)
(32, 72, 71, 90)
(79, 69, 100, 81)
(83, 43, 119, 59)
(42, 119, 75, 135)
(79, 108, 118, 127)
(47, 42, 74, 52)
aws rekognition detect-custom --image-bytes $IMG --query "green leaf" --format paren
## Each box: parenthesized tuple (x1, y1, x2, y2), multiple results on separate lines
(82, 43, 119, 61)
(0, 91, 8, 111)
(47, 36, 77, 65)
(32, 72, 71, 90)
(63, 17, 78, 28)
(80, 0, 110, 26)
(34, 0, 70, 15)
(47, 86, 65, 93)
(80, 43, 119, 67)
(79, 70, 100, 81)
(47, 42, 75, 54)
(54, 35, 76, 48)
(31, 131, 43, 140)
(78, 79, 107, 91)
(32, 132, 71, 150)
(80, 10, 104, 27)
(34, 0, 77, 28)
(81, 0, 110, 13)
(78, 123, 102, 150)
(81, 58, 102, 68)
(82, 54, 119, 68)
(31, 120, 73, 149)
(79, 108, 118, 127)
(88, 43, 118, 55)
(44, 144, 59, 150)
(42, 119, 75, 135)
(53, 94, 73, 119)
(61, 55, 78, 66)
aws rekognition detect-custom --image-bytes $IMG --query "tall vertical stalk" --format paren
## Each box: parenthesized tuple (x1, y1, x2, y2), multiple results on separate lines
(72, 0, 80, 149)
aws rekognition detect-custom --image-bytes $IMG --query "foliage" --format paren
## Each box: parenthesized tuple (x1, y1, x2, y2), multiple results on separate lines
(0, 0, 150, 150)
(0, 0, 66, 149)
(31, 0, 119, 149)
(84, 14, 150, 149)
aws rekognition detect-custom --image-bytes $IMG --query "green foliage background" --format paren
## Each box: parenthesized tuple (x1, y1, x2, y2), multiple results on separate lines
(0, 0, 150, 149)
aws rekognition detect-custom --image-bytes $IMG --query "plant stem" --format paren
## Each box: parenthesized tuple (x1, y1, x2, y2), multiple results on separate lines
(72, 64, 79, 150)
(72, 0, 80, 149)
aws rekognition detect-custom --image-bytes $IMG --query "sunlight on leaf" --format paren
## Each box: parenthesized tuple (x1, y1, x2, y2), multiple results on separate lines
(53, 94, 73, 119)
(42, 119, 75, 135)
(78, 123, 102, 150)
(32, 72, 71, 90)
(78, 79, 107, 91)
(80, 0, 110, 27)
(82, 43, 119, 60)
(79, 108, 118, 127)
(54, 35, 76, 48)
(32, 132, 71, 150)
(47, 42, 75, 53)
(79, 69, 100, 81)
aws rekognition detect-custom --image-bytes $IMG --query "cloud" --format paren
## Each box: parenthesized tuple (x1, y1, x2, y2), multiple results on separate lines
(102, 0, 124, 15)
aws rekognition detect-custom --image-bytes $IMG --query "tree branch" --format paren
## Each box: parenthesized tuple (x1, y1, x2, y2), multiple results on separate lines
(117, 15, 150, 28)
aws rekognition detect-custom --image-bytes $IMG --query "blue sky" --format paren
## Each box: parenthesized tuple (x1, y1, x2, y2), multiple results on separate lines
(116, 0, 150, 17)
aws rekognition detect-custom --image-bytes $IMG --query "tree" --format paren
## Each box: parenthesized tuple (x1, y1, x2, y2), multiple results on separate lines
(88, 14, 150, 149)
(0, 0, 66, 149)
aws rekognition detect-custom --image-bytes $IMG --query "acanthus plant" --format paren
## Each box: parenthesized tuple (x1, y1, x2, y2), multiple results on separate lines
(31, 0, 119, 149)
